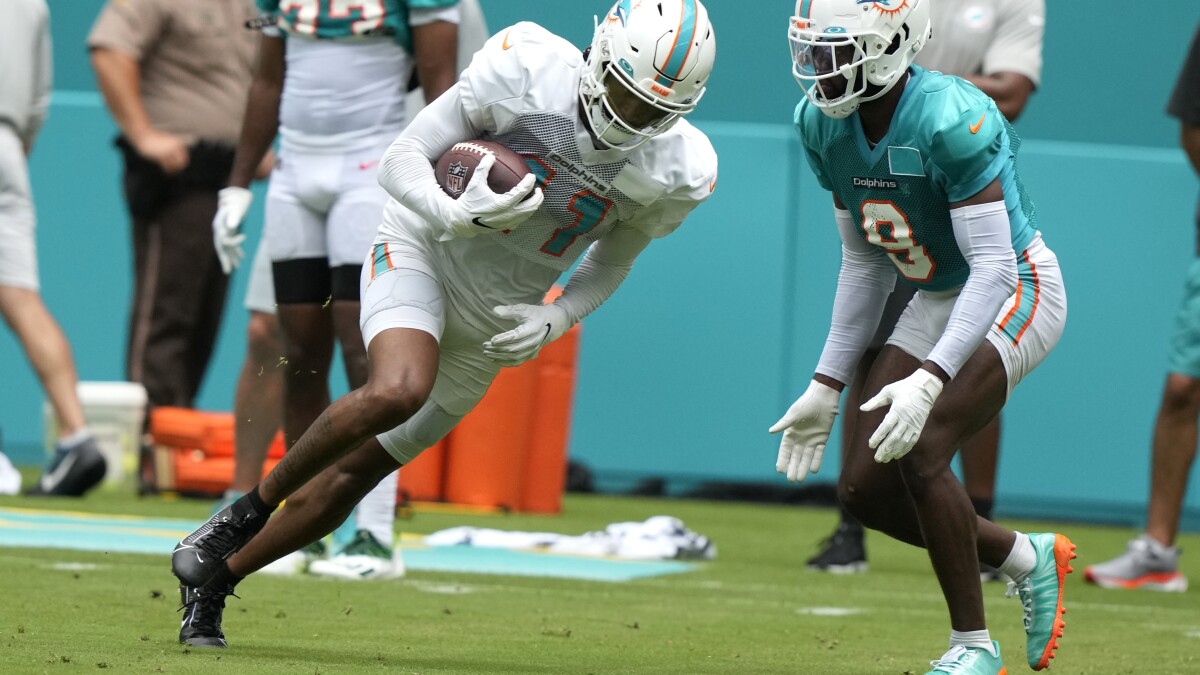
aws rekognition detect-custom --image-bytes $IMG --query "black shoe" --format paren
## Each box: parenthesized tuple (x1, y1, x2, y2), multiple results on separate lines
(172, 494, 269, 586)
(178, 583, 234, 648)
(806, 521, 868, 574)
(25, 437, 107, 497)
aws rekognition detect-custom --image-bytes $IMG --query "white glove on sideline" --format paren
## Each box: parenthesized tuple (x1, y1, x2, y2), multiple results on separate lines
(769, 380, 841, 482)
(861, 368, 944, 464)
(213, 186, 253, 274)
(483, 303, 571, 367)
(438, 154, 543, 241)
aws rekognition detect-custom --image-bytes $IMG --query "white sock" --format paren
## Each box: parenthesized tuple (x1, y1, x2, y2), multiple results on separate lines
(999, 531, 1037, 582)
(950, 629, 996, 656)
(355, 471, 398, 550)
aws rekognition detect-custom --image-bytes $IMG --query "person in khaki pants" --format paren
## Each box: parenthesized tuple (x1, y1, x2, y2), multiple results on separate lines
(2, 0, 107, 497)
(88, 0, 267, 416)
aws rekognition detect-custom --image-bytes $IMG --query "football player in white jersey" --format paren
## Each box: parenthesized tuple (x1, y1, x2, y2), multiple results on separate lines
(205, 0, 463, 590)
(171, 0, 717, 648)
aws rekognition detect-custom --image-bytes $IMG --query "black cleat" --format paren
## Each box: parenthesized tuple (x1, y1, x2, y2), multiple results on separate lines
(25, 437, 107, 497)
(806, 521, 868, 574)
(178, 583, 234, 648)
(172, 494, 268, 586)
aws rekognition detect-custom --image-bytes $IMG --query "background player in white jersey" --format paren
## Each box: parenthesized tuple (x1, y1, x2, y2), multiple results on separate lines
(171, 1, 718, 648)
(772, 1, 1069, 672)
(208, 0, 463, 583)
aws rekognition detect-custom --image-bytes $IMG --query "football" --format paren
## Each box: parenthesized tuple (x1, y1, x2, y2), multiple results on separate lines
(434, 140, 532, 199)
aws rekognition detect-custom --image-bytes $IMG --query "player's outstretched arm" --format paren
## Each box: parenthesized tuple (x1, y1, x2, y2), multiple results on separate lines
(770, 377, 843, 483)
(771, 204, 891, 479)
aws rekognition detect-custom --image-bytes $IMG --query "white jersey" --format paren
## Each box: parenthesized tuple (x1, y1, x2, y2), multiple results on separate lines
(377, 22, 718, 274)
(279, 37, 410, 151)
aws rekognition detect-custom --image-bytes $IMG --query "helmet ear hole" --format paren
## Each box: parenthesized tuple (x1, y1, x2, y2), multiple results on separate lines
(885, 32, 902, 56)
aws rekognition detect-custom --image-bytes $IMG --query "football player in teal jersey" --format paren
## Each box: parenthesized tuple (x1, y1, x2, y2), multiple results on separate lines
(771, 1, 1072, 672)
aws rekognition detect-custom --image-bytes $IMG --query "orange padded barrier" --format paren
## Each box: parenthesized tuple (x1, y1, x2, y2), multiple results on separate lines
(443, 359, 540, 511)
(149, 407, 284, 495)
(518, 325, 578, 513)
(439, 285, 579, 513)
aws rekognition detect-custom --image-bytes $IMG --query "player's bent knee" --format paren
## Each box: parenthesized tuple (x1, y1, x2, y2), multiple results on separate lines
(895, 453, 952, 500)
(359, 384, 428, 432)
(246, 312, 283, 358)
(838, 482, 880, 526)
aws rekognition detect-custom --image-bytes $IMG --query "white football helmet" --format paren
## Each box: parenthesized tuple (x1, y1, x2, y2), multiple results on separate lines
(788, 0, 931, 118)
(581, 0, 716, 150)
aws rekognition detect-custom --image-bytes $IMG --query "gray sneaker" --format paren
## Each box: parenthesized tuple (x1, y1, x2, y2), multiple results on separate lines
(25, 437, 107, 497)
(1084, 534, 1187, 592)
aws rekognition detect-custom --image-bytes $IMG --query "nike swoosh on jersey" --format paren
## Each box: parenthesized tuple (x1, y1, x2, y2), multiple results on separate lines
(472, 217, 497, 230)
(502, 31, 514, 50)
(358, 160, 379, 170)
(969, 114, 986, 134)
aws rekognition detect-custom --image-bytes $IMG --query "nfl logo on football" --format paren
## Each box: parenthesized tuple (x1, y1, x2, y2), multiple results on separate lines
(446, 161, 468, 197)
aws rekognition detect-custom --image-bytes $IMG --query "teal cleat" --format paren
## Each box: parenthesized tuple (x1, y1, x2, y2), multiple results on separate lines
(925, 641, 1006, 674)
(1007, 533, 1075, 670)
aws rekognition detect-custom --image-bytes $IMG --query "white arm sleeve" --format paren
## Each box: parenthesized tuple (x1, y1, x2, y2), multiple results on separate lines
(814, 208, 897, 384)
(554, 223, 651, 324)
(377, 82, 479, 230)
(925, 201, 1018, 378)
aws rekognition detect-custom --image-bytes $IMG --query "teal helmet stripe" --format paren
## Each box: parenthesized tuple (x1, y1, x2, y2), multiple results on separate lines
(655, 0, 698, 86)
(798, 0, 815, 18)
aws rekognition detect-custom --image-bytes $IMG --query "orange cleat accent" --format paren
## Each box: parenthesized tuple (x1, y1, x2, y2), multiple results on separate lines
(1031, 534, 1076, 671)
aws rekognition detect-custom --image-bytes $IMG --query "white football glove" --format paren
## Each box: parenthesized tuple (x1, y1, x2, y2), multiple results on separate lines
(483, 303, 571, 367)
(861, 368, 944, 464)
(212, 186, 252, 274)
(438, 154, 543, 241)
(769, 380, 840, 483)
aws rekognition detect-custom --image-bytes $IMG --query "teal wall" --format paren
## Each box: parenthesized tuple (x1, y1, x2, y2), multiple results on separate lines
(3, 1, 1200, 526)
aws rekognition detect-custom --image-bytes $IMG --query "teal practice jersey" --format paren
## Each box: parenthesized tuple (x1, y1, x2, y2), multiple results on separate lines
(795, 66, 1039, 292)
(256, 0, 458, 51)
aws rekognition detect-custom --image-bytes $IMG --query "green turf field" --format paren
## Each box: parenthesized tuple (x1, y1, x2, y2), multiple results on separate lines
(1, 490, 1197, 674)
